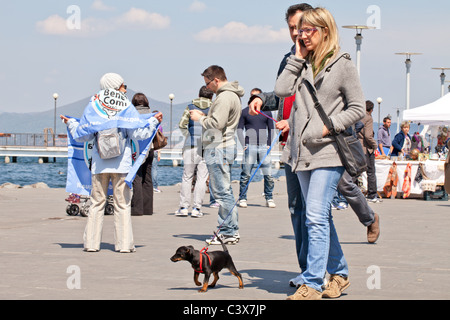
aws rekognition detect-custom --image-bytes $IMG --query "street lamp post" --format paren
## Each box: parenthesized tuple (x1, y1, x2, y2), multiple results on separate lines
(53, 93, 59, 146)
(169, 93, 175, 148)
(395, 52, 422, 110)
(342, 25, 375, 76)
(431, 67, 450, 97)
(377, 97, 383, 131)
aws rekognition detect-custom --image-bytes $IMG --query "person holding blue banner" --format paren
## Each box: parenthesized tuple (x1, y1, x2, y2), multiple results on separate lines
(61, 73, 162, 253)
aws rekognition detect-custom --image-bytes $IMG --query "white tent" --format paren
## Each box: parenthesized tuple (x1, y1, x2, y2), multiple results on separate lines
(403, 93, 450, 125)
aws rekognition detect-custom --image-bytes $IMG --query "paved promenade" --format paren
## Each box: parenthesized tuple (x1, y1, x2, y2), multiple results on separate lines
(1, 178, 449, 301)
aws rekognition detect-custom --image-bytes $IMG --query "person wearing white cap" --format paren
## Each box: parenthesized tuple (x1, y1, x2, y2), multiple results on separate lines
(61, 73, 163, 253)
(100, 73, 125, 91)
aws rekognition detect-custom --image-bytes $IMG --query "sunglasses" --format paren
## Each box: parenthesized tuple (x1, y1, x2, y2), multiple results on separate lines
(298, 27, 318, 36)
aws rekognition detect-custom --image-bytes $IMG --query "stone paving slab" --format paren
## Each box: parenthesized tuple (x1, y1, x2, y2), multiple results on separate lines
(1, 179, 449, 302)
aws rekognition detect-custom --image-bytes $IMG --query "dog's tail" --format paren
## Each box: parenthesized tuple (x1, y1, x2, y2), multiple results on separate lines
(213, 231, 228, 253)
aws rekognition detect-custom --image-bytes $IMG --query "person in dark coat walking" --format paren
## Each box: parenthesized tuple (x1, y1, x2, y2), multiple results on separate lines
(131, 93, 155, 216)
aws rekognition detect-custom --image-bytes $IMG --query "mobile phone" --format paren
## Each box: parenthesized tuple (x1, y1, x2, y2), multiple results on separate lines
(299, 39, 306, 47)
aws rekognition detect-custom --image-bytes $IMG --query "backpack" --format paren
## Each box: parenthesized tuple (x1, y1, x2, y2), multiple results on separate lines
(96, 128, 126, 160)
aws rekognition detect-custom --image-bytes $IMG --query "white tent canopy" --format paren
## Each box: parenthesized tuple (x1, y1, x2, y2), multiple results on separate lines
(403, 93, 450, 125)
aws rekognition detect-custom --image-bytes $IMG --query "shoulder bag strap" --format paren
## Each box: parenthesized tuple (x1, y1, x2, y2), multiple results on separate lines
(304, 81, 336, 136)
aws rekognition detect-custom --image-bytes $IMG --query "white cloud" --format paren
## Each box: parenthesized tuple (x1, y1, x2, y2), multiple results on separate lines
(91, 0, 115, 12)
(35, 15, 68, 36)
(36, 8, 170, 37)
(194, 22, 289, 44)
(189, 1, 207, 13)
(117, 8, 170, 30)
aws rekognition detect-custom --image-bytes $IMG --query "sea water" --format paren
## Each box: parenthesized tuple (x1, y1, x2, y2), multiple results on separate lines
(0, 157, 285, 189)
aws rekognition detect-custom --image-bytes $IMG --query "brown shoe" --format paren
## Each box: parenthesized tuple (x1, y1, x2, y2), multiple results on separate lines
(367, 213, 380, 244)
(322, 275, 350, 298)
(286, 284, 322, 300)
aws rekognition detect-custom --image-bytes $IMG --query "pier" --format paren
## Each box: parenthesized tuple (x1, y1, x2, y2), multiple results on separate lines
(0, 132, 282, 167)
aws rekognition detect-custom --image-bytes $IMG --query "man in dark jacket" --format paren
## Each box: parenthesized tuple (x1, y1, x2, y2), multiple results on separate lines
(358, 101, 380, 202)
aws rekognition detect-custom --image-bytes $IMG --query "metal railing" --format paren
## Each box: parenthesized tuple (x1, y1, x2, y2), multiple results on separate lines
(0, 133, 68, 147)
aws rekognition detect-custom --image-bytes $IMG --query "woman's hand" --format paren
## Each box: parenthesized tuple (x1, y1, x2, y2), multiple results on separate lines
(295, 35, 310, 59)
(60, 115, 69, 124)
(322, 125, 330, 137)
(154, 112, 163, 123)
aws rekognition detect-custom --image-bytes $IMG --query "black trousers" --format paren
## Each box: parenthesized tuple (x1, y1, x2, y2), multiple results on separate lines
(131, 150, 154, 216)
(365, 151, 377, 199)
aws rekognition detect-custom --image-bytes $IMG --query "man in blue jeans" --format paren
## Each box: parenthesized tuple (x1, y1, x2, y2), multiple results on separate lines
(237, 88, 276, 208)
(190, 65, 245, 245)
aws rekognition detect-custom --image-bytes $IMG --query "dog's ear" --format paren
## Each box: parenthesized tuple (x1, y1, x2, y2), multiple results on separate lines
(187, 245, 195, 252)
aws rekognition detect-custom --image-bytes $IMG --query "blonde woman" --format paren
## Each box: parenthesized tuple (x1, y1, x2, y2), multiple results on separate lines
(275, 7, 365, 299)
(391, 121, 411, 157)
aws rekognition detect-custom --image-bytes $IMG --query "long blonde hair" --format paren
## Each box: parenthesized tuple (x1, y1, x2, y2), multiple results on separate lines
(299, 7, 340, 77)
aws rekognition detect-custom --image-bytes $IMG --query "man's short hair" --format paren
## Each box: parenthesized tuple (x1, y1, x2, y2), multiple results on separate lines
(201, 65, 227, 81)
(199, 85, 214, 100)
(250, 88, 262, 95)
(366, 100, 374, 112)
(285, 3, 313, 22)
(383, 116, 392, 122)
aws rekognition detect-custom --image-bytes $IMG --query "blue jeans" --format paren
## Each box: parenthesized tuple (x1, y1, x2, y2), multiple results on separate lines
(297, 167, 348, 292)
(204, 147, 238, 236)
(239, 145, 274, 201)
(285, 164, 307, 272)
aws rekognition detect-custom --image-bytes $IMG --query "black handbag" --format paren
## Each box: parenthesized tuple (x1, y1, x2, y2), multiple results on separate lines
(304, 81, 367, 177)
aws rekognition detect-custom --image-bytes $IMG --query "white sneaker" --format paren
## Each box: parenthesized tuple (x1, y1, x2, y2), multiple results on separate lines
(239, 199, 248, 208)
(175, 207, 188, 217)
(205, 233, 238, 245)
(191, 208, 203, 218)
(266, 199, 276, 208)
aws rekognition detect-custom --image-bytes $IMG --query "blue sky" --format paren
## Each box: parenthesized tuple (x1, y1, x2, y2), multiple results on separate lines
(1, 0, 450, 125)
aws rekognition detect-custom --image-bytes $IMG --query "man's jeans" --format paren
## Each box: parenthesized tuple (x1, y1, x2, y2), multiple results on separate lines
(338, 171, 375, 227)
(239, 144, 274, 201)
(204, 147, 238, 236)
(297, 167, 348, 292)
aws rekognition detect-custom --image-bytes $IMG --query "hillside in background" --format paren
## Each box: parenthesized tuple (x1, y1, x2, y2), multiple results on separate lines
(0, 89, 191, 134)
